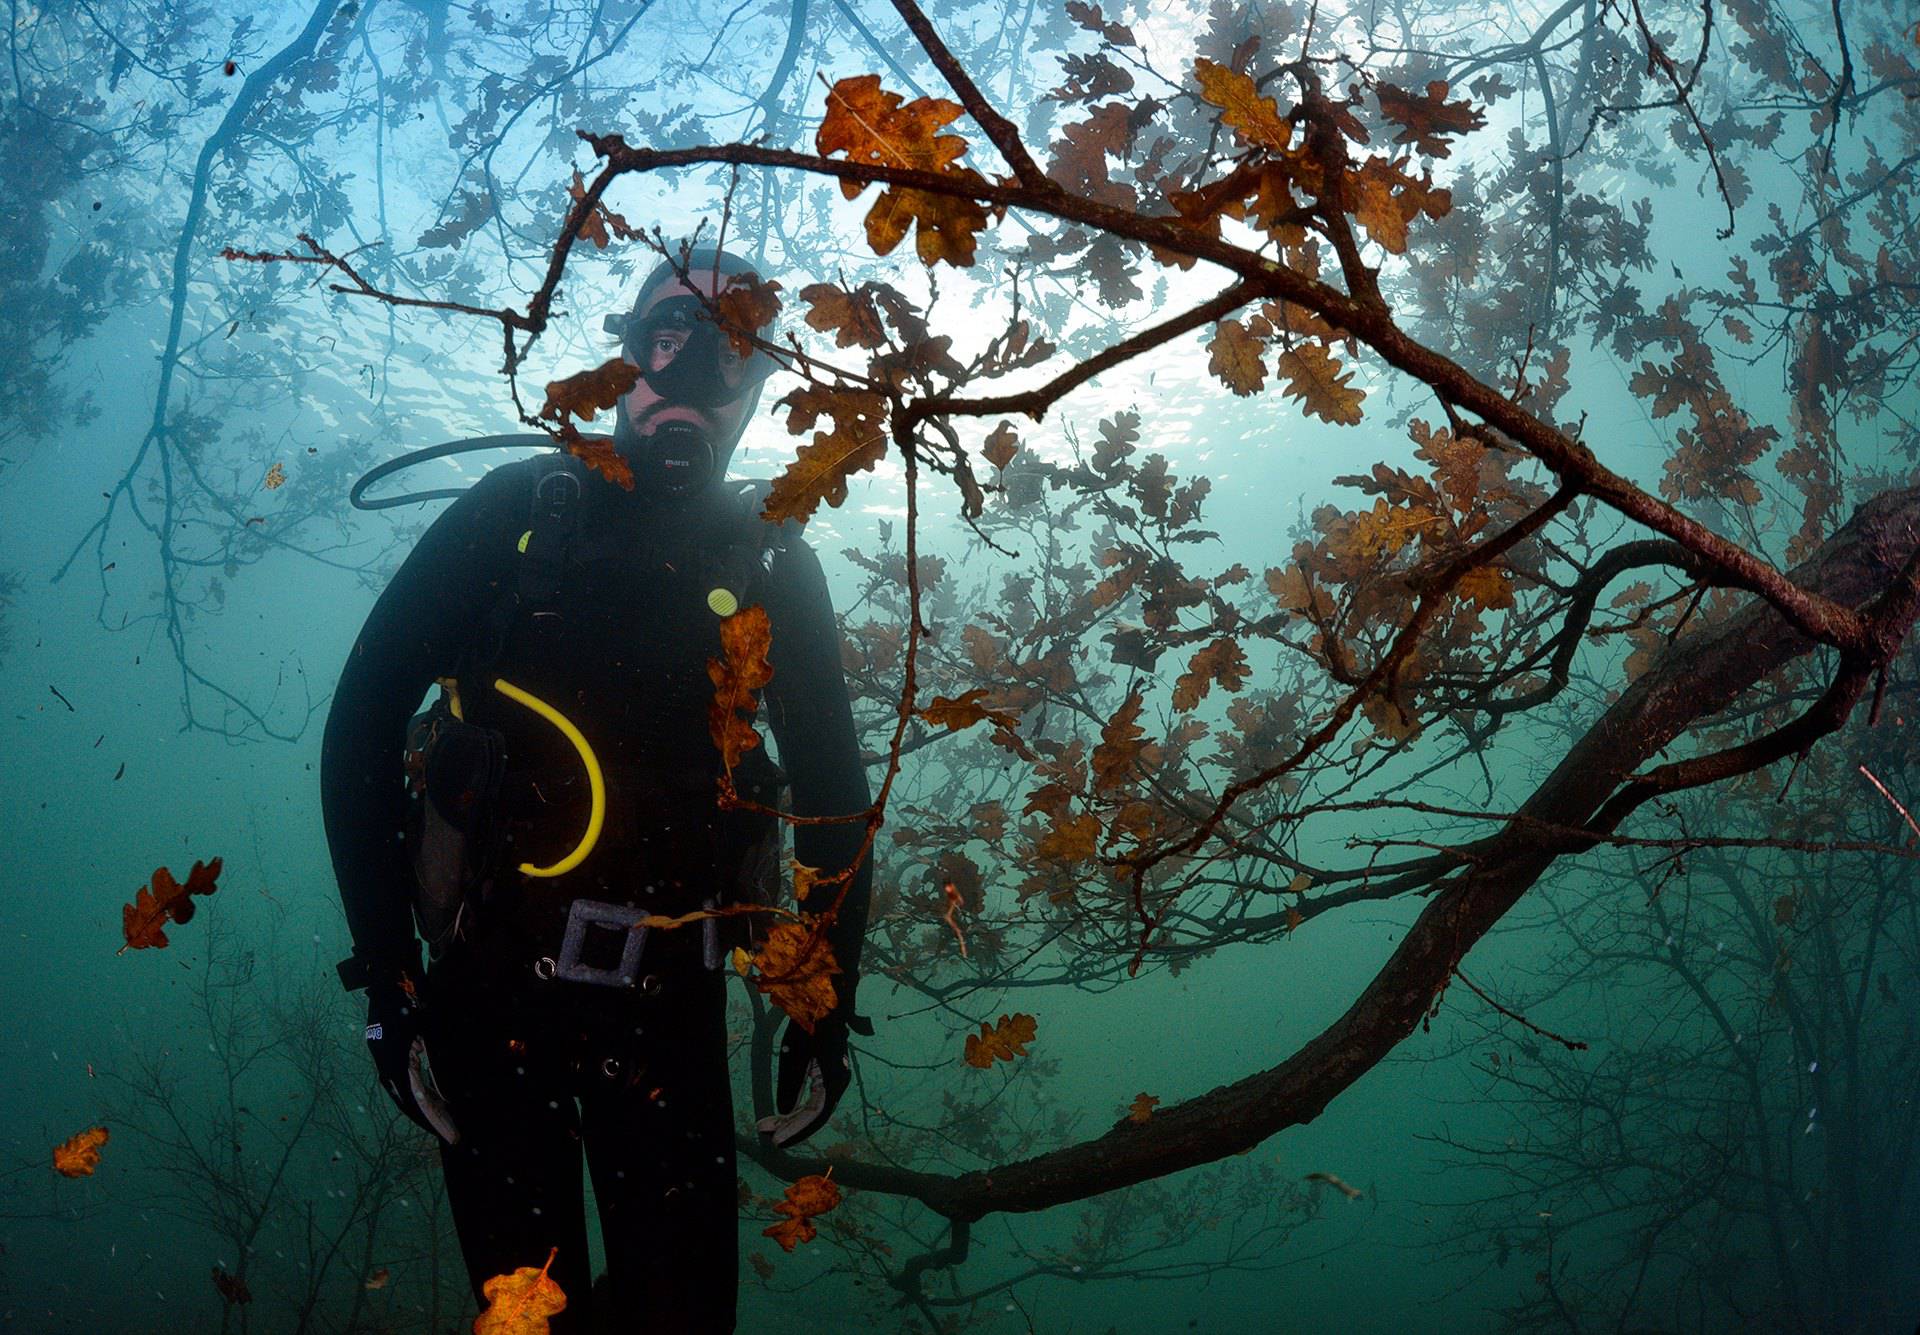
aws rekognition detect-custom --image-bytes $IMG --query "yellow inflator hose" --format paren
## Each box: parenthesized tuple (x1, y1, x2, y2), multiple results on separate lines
(434, 675, 606, 878)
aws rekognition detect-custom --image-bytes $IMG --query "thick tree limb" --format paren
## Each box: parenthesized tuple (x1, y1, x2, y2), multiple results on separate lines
(741, 484, 1920, 1222)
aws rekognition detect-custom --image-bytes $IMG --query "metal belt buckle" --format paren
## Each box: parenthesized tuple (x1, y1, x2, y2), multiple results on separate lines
(553, 898, 648, 988)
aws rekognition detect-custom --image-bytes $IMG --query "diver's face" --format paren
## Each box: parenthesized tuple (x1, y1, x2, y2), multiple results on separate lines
(618, 271, 753, 444)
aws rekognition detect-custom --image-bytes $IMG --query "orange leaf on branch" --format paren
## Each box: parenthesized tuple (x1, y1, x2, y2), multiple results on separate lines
(963, 1012, 1038, 1068)
(1454, 564, 1515, 611)
(707, 606, 774, 771)
(799, 282, 888, 349)
(120, 857, 222, 953)
(816, 74, 992, 268)
(567, 169, 638, 249)
(746, 919, 842, 1032)
(1276, 343, 1366, 426)
(1172, 637, 1250, 711)
(763, 1172, 842, 1252)
(52, 1126, 108, 1178)
(712, 275, 784, 359)
(767, 385, 888, 523)
(1127, 1092, 1160, 1124)
(539, 358, 640, 425)
(473, 1246, 567, 1334)
(1207, 317, 1268, 396)
(1091, 690, 1154, 793)
(1193, 59, 1294, 152)
(1376, 80, 1486, 158)
(1349, 157, 1452, 254)
(917, 688, 1020, 734)
(982, 421, 1020, 471)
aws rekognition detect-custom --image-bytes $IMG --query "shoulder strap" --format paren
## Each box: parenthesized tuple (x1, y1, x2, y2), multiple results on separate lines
(716, 478, 792, 608)
(518, 452, 587, 609)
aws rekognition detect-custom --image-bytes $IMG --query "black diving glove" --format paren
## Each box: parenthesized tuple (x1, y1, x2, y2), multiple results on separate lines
(365, 974, 459, 1145)
(758, 1007, 873, 1149)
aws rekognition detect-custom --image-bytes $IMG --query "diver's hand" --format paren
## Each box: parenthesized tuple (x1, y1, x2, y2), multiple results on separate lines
(758, 1017, 852, 1149)
(365, 978, 459, 1144)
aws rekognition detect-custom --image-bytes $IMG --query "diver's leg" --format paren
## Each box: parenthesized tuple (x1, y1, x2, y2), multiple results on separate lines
(431, 1011, 594, 1331)
(583, 972, 738, 1333)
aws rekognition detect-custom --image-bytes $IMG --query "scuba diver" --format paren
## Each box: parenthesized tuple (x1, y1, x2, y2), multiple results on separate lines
(319, 246, 872, 1333)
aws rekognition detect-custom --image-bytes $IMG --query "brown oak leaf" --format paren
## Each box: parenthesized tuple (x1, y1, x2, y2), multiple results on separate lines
(52, 1126, 108, 1178)
(1193, 59, 1292, 152)
(1208, 317, 1267, 396)
(567, 169, 638, 249)
(1276, 343, 1366, 425)
(767, 385, 888, 523)
(963, 1012, 1037, 1068)
(120, 858, 223, 953)
(1173, 637, 1250, 711)
(799, 282, 888, 349)
(763, 1173, 842, 1252)
(749, 921, 841, 1032)
(1376, 80, 1486, 158)
(816, 75, 990, 267)
(474, 1246, 567, 1334)
(539, 358, 641, 424)
(707, 606, 773, 771)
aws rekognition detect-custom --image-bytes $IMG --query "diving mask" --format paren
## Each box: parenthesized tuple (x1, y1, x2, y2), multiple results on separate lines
(606, 294, 777, 409)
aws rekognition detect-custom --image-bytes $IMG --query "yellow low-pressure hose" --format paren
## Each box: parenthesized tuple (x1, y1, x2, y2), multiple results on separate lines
(490, 677, 605, 878)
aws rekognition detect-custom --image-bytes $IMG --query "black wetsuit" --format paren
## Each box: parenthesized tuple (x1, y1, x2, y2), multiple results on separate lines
(320, 457, 871, 1332)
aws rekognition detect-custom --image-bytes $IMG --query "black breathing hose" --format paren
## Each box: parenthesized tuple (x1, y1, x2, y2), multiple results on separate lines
(348, 434, 562, 510)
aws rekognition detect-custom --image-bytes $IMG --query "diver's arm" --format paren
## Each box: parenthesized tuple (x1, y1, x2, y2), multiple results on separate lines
(763, 535, 873, 1005)
(319, 462, 528, 982)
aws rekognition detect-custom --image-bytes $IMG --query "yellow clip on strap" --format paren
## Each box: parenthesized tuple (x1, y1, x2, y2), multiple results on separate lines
(490, 677, 605, 878)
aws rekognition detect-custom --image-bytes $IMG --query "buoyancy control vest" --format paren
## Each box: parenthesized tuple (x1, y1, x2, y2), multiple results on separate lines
(404, 453, 793, 977)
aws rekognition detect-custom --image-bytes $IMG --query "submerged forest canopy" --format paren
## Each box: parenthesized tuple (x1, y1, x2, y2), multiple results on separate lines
(4, 0, 1919, 1330)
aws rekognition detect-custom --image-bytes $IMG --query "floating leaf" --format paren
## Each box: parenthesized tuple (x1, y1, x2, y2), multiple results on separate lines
(963, 1012, 1037, 1068)
(52, 1126, 108, 1178)
(1127, 1092, 1159, 1124)
(707, 606, 773, 771)
(120, 858, 222, 953)
(473, 1247, 567, 1335)
(763, 1173, 842, 1252)
(364, 1268, 391, 1291)
(262, 462, 286, 490)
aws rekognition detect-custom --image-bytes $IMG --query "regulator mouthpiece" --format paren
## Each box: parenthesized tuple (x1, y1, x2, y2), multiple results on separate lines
(632, 420, 717, 498)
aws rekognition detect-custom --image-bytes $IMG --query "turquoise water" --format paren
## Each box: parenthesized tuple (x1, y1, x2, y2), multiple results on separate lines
(3, 1, 1918, 1331)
